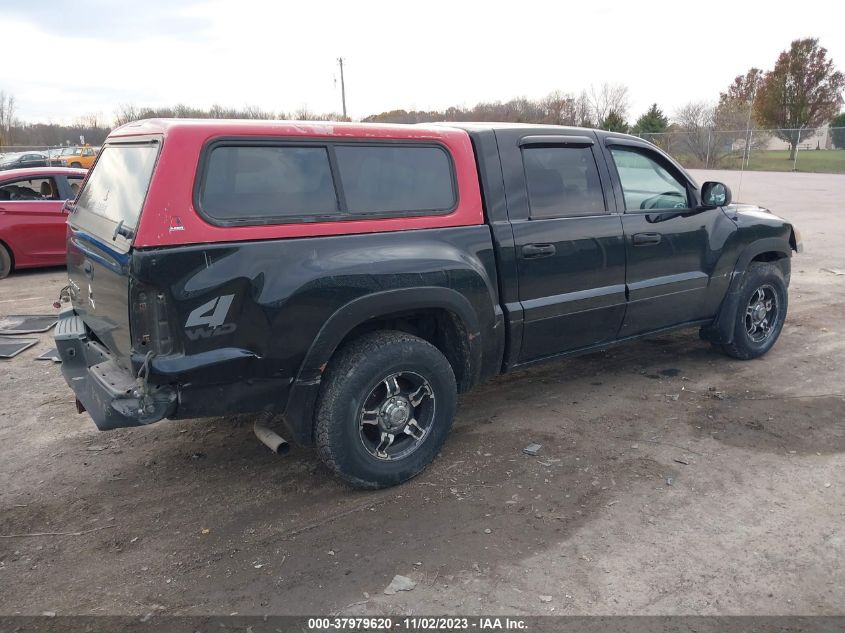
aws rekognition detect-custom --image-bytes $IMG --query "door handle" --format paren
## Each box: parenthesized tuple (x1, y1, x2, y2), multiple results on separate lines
(632, 232, 662, 246)
(522, 243, 556, 258)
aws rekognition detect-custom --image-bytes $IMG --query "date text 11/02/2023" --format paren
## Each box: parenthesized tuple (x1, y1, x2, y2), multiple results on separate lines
(306, 616, 528, 630)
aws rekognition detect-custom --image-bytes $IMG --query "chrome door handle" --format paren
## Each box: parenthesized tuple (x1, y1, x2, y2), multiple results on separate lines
(632, 232, 662, 246)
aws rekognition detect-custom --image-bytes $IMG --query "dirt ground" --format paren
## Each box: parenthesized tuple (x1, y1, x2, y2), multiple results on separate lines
(0, 169, 843, 617)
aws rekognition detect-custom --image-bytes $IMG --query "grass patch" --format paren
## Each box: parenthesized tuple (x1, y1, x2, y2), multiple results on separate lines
(746, 150, 845, 173)
(681, 149, 845, 174)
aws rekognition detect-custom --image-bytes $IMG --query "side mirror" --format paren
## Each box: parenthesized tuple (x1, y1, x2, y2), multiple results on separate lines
(701, 181, 732, 208)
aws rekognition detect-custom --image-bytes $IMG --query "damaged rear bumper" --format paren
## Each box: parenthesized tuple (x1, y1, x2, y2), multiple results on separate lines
(54, 308, 176, 431)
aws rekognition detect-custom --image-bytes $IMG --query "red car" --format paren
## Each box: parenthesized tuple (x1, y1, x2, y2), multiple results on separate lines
(0, 167, 86, 278)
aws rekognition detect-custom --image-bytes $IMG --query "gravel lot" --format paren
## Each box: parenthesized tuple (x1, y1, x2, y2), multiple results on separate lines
(0, 169, 843, 616)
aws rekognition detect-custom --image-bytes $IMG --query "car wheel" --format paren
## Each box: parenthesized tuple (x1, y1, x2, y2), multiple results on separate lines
(718, 262, 788, 360)
(314, 330, 457, 489)
(0, 243, 12, 279)
(70, 162, 82, 168)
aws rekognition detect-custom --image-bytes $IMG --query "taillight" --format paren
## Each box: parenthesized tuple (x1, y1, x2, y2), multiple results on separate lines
(130, 282, 174, 355)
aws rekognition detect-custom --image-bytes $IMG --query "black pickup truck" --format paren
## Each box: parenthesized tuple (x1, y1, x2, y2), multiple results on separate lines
(55, 119, 801, 488)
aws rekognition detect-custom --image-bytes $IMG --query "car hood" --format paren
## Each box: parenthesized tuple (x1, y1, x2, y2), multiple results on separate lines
(724, 203, 792, 228)
(726, 202, 770, 213)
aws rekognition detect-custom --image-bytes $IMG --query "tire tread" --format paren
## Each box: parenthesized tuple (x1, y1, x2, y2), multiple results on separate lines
(314, 330, 455, 489)
(719, 261, 787, 360)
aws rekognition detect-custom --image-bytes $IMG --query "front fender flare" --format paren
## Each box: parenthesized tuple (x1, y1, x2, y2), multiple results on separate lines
(727, 237, 792, 291)
(705, 237, 792, 346)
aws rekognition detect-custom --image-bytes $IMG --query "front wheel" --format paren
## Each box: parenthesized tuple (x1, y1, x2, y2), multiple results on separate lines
(314, 331, 457, 489)
(718, 261, 788, 360)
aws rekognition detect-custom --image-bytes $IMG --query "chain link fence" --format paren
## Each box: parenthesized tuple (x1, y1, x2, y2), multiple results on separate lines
(636, 127, 845, 173)
(0, 145, 64, 156)
(0, 145, 74, 163)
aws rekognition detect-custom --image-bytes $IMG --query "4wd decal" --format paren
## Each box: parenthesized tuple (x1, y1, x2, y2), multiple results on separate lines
(185, 294, 236, 340)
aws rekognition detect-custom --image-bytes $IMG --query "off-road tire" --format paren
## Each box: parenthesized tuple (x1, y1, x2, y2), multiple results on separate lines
(314, 330, 457, 489)
(718, 261, 788, 360)
(0, 243, 12, 279)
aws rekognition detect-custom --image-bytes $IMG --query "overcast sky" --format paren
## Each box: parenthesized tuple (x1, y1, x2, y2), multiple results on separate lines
(2, 0, 844, 125)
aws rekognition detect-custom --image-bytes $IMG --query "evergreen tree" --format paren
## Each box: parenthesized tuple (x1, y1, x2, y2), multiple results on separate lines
(599, 109, 628, 133)
(631, 103, 669, 135)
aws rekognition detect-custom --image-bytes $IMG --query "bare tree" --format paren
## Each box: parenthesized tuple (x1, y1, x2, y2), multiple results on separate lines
(673, 101, 749, 168)
(74, 112, 102, 130)
(540, 91, 581, 126)
(242, 105, 272, 119)
(673, 102, 719, 167)
(574, 91, 594, 127)
(114, 103, 141, 126)
(0, 91, 17, 146)
(589, 83, 629, 124)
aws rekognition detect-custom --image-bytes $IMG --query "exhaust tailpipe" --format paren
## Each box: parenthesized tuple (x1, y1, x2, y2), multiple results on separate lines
(254, 420, 290, 455)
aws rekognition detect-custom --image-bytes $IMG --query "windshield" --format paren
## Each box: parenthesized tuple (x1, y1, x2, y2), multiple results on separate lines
(73, 143, 159, 245)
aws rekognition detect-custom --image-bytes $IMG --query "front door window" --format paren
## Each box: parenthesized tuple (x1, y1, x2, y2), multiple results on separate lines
(610, 147, 688, 211)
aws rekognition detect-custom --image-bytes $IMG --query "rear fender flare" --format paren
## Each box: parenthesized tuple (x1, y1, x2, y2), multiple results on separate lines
(299, 286, 482, 384)
(283, 287, 483, 445)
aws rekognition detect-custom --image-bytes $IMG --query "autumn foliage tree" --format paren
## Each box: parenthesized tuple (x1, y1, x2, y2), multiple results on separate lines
(716, 68, 769, 161)
(718, 67, 765, 131)
(754, 38, 845, 159)
(720, 68, 764, 107)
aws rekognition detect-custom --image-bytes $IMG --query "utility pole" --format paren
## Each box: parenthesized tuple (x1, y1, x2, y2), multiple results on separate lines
(337, 57, 347, 120)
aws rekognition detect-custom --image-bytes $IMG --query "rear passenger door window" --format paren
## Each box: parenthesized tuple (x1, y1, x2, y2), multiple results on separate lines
(522, 146, 606, 218)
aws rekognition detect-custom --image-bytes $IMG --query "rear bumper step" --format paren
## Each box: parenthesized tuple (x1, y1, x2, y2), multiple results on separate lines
(54, 307, 176, 431)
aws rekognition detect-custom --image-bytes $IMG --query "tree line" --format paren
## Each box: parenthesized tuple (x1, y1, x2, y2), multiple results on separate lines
(0, 100, 344, 148)
(1, 37, 842, 161)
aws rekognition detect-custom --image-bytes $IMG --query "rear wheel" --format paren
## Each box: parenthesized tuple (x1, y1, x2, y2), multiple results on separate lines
(717, 262, 788, 360)
(314, 330, 457, 489)
(0, 243, 12, 279)
(70, 162, 82, 168)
